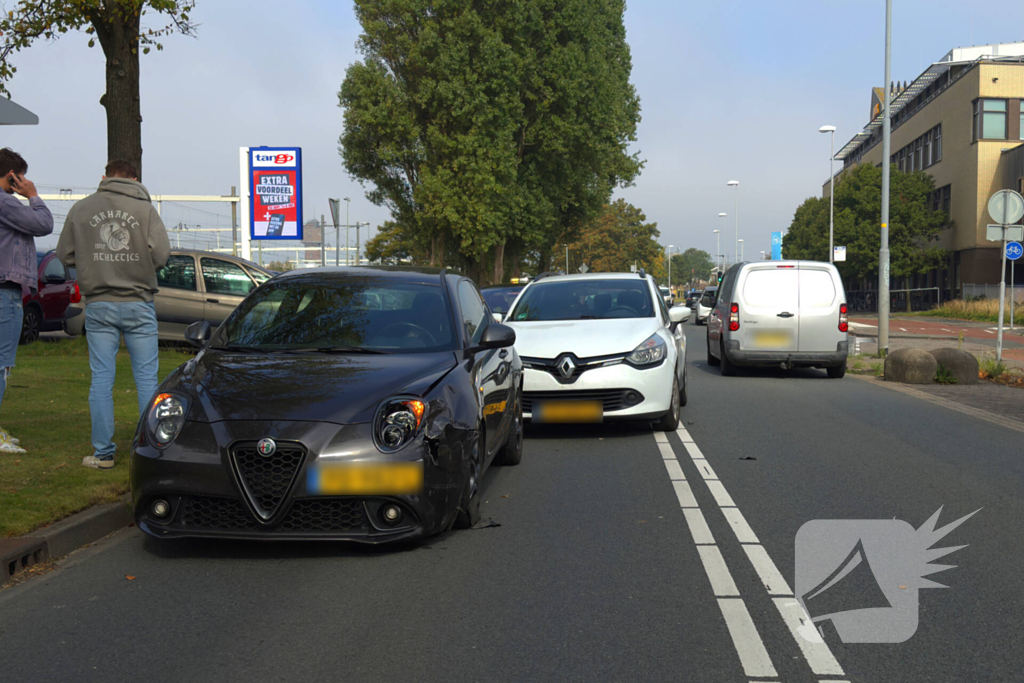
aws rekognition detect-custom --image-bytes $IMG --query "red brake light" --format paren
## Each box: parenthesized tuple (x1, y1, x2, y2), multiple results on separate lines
(729, 303, 740, 332)
(839, 303, 848, 333)
(776, 265, 795, 268)
(70, 281, 82, 304)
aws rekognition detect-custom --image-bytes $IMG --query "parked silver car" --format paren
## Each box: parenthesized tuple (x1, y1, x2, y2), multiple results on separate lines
(64, 250, 273, 341)
(706, 261, 848, 377)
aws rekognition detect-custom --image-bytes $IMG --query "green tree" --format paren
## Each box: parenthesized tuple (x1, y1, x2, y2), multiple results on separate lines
(782, 163, 949, 286)
(670, 248, 713, 286)
(564, 199, 664, 279)
(363, 221, 418, 264)
(0, 1, 197, 179)
(338, 0, 641, 284)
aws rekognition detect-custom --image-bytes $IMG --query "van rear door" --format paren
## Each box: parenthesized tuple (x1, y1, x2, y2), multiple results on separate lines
(797, 265, 841, 352)
(736, 265, 799, 352)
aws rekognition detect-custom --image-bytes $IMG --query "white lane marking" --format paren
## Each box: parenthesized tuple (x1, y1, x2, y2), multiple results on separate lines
(654, 431, 669, 443)
(691, 458, 719, 480)
(721, 507, 760, 544)
(742, 545, 793, 596)
(683, 441, 705, 460)
(663, 458, 686, 481)
(986, 329, 996, 334)
(899, 327, 907, 331)
(697, 545, 740, 597)
(675, 427, 695, 443)
(672, 480, 698, 507)
(773, 598, 846, 676)
(682, 508, 715, 544)
(705, 480, 737, 507)
(657, 442, 676, 460)
(718, 598, 779, 678)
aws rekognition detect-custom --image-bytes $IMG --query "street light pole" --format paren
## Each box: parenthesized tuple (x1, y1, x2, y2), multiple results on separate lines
(727, 181, 739, 265)
(739, 239, 744, 262)
(344, 197, 351, 266)
(820, 125, 837, 263)
(564, 244, 569, 272)
(879, 0, 892, 356)
(713, 229, 721, 272)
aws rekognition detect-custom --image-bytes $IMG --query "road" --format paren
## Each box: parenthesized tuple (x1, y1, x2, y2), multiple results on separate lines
(2, 321, 1022, 682)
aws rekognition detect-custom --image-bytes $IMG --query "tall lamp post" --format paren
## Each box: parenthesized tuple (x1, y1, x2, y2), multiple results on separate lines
(564, 244, 569, 272)
(820, 125, 837, 262)
(727, 180, 739, 265)
(738, 239, 745, 263)
(879, 0, 893, 355)
(343, 197, 351, 265)
(713, 229, 721, 272)
(667, 244, 677, 287)
(717, 213, 727, 268)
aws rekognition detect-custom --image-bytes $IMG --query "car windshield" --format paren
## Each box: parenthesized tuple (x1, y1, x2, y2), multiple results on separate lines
(481, 286, 523, 314)
(214, 276, 456, 353)
(509, 279, 655, 321)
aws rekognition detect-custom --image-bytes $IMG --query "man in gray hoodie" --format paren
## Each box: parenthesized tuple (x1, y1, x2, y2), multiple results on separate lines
(57, 160, 171, 470)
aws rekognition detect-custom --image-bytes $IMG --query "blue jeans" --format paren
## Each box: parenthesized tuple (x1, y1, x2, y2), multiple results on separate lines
(0, 287, 23, 419)
(86, 301, 159, 459)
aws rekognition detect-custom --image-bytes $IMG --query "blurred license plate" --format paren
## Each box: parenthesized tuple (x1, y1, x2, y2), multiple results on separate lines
(752, 331, 792, 349)
(308, 462, 423, 495)
(534, 400, 603, 423)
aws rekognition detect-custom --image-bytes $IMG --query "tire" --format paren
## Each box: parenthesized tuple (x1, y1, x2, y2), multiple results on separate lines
(720, 341, 737, 377)
(19, 305, 41, 345)
(679, 368, 689, 407)
(707, 333, 720, 366)
(454, 429, 483, 529)
(494, 390, 524, 466)
(827, 363, 847, 379)
(656, 377, 681, 431)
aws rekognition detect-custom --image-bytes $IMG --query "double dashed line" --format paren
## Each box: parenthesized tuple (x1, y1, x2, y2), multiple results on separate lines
(654, 428, 848, 683)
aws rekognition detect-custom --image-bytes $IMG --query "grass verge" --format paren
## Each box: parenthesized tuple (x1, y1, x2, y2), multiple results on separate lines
(920, 299, 1024, 325)
(0, 336, 193, 537)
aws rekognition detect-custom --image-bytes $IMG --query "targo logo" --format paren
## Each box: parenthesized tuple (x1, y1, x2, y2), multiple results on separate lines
(255, 153, 294, 165)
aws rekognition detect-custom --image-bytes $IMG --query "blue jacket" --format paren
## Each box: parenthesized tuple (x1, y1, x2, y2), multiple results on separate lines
(0, 190, 54, 289)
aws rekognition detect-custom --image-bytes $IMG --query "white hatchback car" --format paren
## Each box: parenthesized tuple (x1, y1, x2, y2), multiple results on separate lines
(503, 272, 690, 430)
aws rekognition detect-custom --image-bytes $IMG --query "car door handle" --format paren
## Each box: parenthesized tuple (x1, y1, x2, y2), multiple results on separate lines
(777, 312, 794, 318)
(206, 299, 220, 304)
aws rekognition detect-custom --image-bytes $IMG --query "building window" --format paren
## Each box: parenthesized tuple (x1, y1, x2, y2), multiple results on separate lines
(914, 138, 923, 170)
(974, 99, 1007, 140)
(924, 130, 932, 166)
(930, 184, 951, 216)
(933, 124, 942, 162)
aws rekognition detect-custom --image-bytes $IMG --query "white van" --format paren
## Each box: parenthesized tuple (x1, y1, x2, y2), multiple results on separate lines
(706, 261, 848, 378)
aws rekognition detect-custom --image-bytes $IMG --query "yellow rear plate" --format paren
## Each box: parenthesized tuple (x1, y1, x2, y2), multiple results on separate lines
(308, 462, 423, 495)
(534, 400, 603, 423)
(751, 331, 793, 349)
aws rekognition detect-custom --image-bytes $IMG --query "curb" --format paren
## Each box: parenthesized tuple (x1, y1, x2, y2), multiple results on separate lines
(2, 494, 133, 584)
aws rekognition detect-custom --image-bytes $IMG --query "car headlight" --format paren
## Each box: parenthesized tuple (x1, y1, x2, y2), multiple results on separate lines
(627, 333, 667, 366)
(146, 393, 189, 448)
(374, 398, 426, 452)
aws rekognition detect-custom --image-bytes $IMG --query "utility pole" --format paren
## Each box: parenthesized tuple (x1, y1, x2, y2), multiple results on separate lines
(320, 214, 326, 267)
(230, 186, 238, 256)
(565, 244, 569, 272)
(728, 181, 739, 266)
(345, 197, 351, 265)
(879, 0, 892, 356)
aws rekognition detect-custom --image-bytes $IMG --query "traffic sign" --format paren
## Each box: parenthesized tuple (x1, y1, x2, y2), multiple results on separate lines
(988, 189, 1024, 226)
(578, 263, 589, 274)
(1008, 242, 1023, 261)
(987, 225, 1024, 242)
(833, 245, 847, 262)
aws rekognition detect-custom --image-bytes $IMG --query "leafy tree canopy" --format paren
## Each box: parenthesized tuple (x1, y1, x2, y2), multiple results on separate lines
(563, 199, 664, 279)
(670, 248, 713, 286)
(782, 163, 949, 282)
(338, 0, 641, 284)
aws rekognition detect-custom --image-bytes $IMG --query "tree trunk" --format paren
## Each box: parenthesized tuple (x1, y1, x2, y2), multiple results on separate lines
(93, 6, 144, 180)
(493, 242, 506, 284)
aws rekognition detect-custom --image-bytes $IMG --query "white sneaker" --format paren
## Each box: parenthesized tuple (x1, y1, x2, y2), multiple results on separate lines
(0, 433, 26, 454)
(0, 428, 19, 445)
(82, 455, 115, 470)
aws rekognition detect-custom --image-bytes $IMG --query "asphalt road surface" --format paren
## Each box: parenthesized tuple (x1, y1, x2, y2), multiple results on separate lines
(3, 321, 1021, 682)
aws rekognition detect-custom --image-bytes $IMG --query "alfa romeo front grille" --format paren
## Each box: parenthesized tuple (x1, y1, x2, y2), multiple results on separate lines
(230, 441, 306, 520)
(178, 496, 369, 533)
(279, 499, 368, 532)
(180, 496, 257, 530)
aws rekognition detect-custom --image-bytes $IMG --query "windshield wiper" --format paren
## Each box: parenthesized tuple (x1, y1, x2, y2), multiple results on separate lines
(277, 346, 390, 355)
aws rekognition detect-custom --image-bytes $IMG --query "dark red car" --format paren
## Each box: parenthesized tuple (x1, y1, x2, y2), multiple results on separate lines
(20, 250, 81, 345)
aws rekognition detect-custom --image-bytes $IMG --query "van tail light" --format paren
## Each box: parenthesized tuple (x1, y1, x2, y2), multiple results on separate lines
(729, 303, 740, 332)
(70, 282, 82, 304)
(839, 303, 848, 332)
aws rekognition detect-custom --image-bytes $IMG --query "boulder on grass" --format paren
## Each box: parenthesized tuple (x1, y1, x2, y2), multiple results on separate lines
(929, 348, 979, 385)
(884, 348, 937, 384)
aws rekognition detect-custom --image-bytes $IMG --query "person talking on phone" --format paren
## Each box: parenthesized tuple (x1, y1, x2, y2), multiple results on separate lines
(0, 148, 54, 454)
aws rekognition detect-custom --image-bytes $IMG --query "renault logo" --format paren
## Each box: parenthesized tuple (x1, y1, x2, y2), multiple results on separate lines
(557, 356, 577, 379)
(256, 438, 277, 457)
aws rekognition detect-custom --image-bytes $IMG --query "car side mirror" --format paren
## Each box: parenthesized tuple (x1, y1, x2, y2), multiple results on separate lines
(476, 323, 516, 350)
(184, 320, 213, 348)
(669, 306, 691, 324)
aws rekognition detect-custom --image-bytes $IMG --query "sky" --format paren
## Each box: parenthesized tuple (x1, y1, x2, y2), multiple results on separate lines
(5, 0, 1024, 264)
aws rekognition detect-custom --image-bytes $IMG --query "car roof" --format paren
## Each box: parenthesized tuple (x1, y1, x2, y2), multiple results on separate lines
(274, 265, 447, 285)
(171, 249, 270, 272)
(532, 272, 649, 283)
(481, 283, 523, 290)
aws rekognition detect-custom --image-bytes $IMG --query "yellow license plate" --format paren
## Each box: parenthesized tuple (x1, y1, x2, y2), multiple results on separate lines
(308, 462, 423, 495)
(534, 400, 603, 423)
(752, 331, 792, 349)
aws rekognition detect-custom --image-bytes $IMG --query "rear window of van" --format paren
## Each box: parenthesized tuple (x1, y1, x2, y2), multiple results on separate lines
(799, 270, 837, 308)
(741, 269, 798, 309)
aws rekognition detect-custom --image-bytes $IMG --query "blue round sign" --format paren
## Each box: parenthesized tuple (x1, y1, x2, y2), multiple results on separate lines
(1008, 242, 1023, 261)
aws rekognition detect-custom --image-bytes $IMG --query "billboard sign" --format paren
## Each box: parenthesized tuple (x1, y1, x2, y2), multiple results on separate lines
(249, 147, 303, 240)
(771, 231, 783, 260)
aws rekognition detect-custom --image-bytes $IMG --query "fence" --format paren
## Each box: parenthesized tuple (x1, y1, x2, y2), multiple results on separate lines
(962, 283, 1024, 304)
(846, 288, 942, 313)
